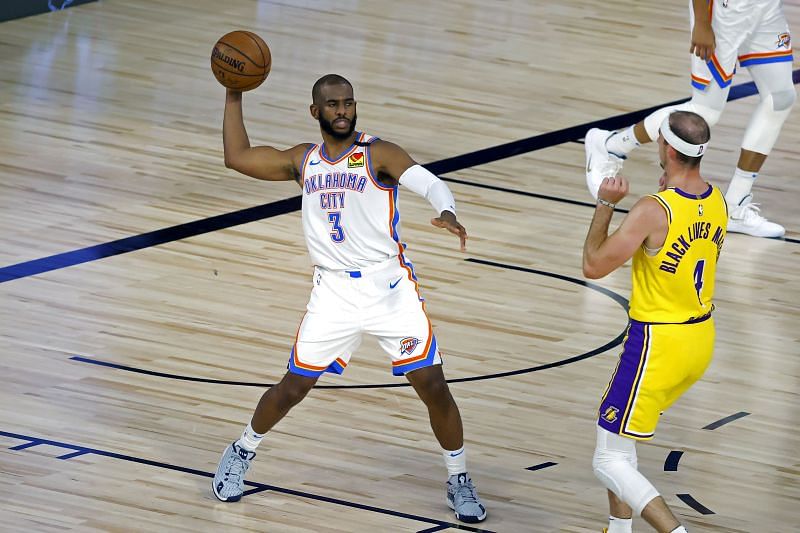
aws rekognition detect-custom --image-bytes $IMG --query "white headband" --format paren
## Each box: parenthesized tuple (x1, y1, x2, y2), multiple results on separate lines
(659, 117, 709, 157)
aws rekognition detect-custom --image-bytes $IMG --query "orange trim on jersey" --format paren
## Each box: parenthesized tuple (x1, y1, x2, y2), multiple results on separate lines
(319, 132, 365, 165)
(365, 141, 394, 191)
(389, 188, 434, 362)
(738, 50, 793, 61)
(691, 74, 710, 85)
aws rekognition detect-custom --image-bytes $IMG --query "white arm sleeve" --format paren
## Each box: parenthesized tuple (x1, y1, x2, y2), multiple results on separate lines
(398, 164, 456, 215)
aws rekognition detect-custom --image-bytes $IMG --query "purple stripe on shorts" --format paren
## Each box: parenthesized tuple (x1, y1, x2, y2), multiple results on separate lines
(598, 321, 648, 434)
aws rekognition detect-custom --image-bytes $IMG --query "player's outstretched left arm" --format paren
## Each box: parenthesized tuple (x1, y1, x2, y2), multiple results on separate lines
(370, 140, 467, 251)
(582, 177, 665, 279)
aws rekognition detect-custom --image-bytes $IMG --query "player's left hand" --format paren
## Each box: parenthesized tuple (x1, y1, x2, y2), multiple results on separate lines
(598, 176, 629, 205)
(431, 211, 467, 251)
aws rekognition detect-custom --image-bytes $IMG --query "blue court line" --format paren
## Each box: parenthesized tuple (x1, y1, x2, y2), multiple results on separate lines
(676, 493, 715, 515)
(0, 429, 494, 533)
(9, 440, 43, 451)
(2, 70, 797, 284)
(702, 411, 750, 430)
(664, 450, 684, 472)
(0, 197, 301, 283)
(525, 461, 558, 472)
(69, 259, 629, 388)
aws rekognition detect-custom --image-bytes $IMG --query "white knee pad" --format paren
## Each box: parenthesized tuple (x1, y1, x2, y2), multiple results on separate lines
(592, 427, 659, 516)
(741, 90, 796, 154)
(642, 86, 727, 142)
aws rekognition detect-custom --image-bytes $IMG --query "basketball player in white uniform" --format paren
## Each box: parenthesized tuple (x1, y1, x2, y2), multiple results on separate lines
(211, 74, 486, 524)
(586, 0, 795, 238)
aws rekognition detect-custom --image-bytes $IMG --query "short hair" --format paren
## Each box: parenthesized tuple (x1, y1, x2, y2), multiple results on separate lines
(668, 111, 711, 168)
(311, 74, 353, 104)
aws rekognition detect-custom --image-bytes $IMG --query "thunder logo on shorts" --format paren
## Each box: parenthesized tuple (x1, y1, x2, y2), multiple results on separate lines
(400, 337, 420, 355)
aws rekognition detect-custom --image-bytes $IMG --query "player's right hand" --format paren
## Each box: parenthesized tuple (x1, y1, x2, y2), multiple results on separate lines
(690, 23, 715, 61)
(598, 176, 629, 205)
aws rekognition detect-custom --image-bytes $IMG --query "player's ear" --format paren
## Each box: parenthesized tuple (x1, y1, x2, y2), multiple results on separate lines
(310, 104, 318, 119)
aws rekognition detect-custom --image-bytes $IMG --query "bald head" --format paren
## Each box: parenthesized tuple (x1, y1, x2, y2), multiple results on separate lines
(312, 74, 353, 105)
(667, 111, 711, 167)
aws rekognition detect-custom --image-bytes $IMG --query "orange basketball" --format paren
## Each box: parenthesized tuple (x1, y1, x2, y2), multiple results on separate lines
(211, 31, 271, 91)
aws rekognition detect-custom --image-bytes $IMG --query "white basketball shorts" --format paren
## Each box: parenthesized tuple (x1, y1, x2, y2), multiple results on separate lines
(287, 255, 442, 378)
(691, 0, 792, 91)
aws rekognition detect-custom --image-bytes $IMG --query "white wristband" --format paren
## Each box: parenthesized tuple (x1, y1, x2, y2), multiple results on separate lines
(398, 164, 456, 215)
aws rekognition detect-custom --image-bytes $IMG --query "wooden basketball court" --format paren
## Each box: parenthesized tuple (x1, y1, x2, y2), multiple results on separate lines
(1, 1, 798, 531)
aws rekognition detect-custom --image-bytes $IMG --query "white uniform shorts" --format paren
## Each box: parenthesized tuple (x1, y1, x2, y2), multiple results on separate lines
(691, 0, 793, 91)
(287, 255, 442, 378)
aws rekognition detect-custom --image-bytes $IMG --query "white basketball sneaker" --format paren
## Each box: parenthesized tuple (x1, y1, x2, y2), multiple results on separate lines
(727, 194, 785, 238)
(585, 128, 624, 200)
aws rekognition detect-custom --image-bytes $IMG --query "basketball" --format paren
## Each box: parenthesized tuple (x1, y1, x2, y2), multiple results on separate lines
(211, 31, 271, 91)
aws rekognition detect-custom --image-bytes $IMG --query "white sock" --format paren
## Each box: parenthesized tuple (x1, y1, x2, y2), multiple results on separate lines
(605, 126, 640, 157)
(670, 526, 688, 533)
(607, 516, 633, 533)
(236, 422, 265, 452)
(443, 446, 467, 477)
(725, 167, 758, 206)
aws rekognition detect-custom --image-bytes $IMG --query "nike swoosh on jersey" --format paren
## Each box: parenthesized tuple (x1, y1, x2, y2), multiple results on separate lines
(309, 160, 321, 165)
(389, 277, 402, 289)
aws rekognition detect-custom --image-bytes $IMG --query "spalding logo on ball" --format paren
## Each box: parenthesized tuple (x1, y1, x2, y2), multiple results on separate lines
(211, 30, 271, 91)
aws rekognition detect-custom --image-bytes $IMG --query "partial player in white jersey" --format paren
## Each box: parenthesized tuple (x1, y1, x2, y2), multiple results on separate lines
(211, 74, 486, 524)
(585, 0, 795, 238)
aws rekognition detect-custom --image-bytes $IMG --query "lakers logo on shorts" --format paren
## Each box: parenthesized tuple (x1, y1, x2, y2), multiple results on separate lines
(777, 33, 791, 49)
(601, 406, 619, 423)
(348, 152, 365, 168)
(400, 337, 420, 355)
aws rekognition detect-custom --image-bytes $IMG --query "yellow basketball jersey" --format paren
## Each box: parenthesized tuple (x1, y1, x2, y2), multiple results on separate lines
(629, 184, 727, 324)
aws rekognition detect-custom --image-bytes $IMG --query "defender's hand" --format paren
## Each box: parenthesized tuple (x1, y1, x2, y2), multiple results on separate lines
(598, 176, 629, 205)
(431, 211, 467, 251)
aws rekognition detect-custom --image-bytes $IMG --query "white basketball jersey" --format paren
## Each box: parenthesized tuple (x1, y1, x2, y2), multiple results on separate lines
(300, 132, 402, 270)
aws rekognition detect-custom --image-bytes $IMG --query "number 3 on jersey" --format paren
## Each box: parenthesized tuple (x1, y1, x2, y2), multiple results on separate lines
(693, 259, 705, 305)
(328, 212, 345, 243)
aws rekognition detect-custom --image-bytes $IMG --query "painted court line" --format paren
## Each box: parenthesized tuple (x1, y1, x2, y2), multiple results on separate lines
(0, 429, 494, 533)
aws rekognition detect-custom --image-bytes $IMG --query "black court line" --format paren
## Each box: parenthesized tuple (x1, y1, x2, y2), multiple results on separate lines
(525, 461, 558, 472)
(664, 451, 683, 472)
(676, 493, 715, 515)
(3, 70, 797, 285)
(70, 259, 629, 388)
(417, 526, 453, 533)
(0, 429, 494, 533)
(702, 411, 750, 430)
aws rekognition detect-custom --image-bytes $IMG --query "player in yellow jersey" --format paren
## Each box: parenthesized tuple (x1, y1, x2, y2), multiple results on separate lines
(582, 111, 727, 533)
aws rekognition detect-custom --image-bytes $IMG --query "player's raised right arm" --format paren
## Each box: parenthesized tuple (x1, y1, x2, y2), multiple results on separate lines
(223, 89, 308, 182)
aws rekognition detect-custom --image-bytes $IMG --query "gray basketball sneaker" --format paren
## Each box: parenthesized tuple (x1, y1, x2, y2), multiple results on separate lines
(212, 441, 255, 502)
(447, 473, 487, 523)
